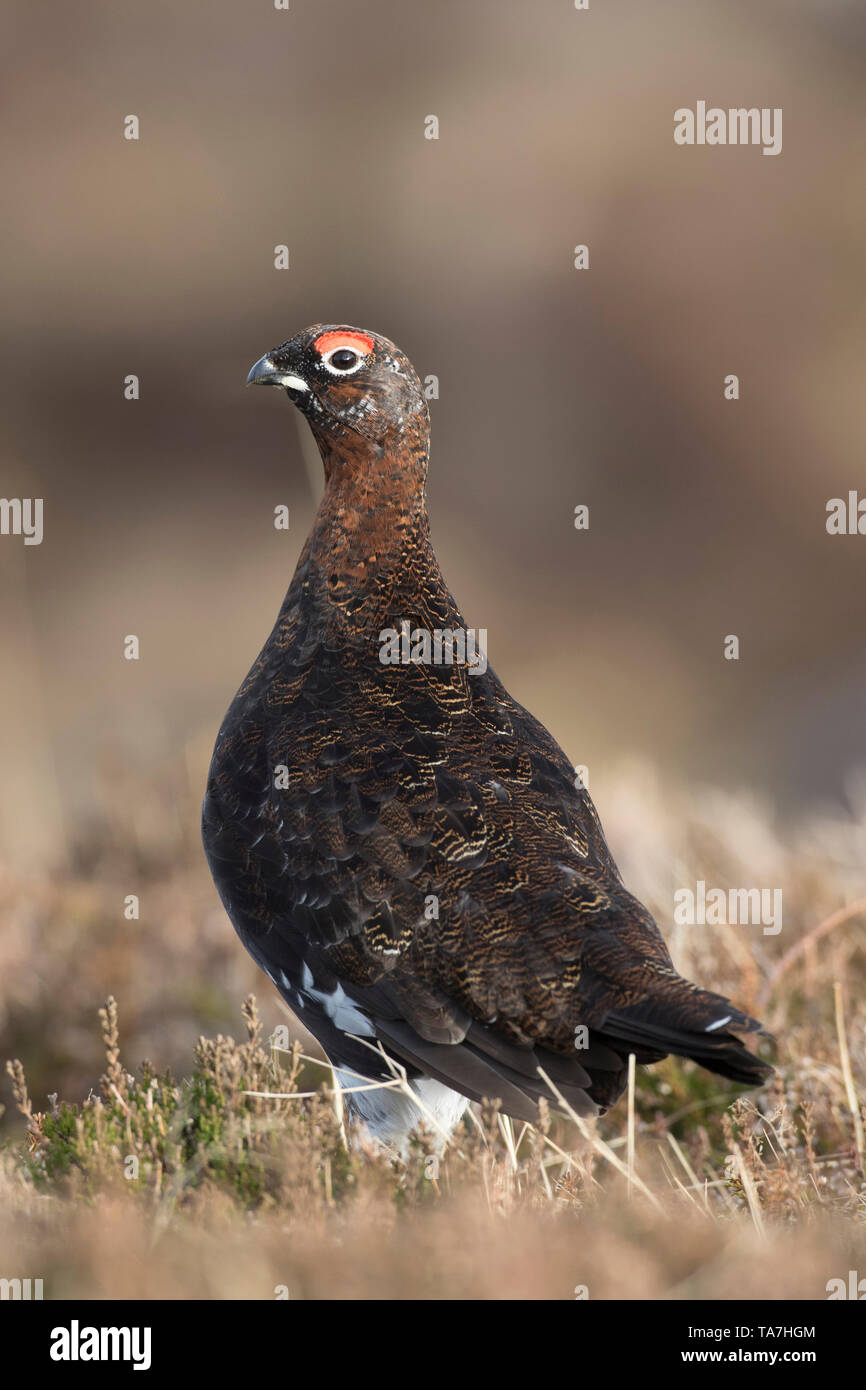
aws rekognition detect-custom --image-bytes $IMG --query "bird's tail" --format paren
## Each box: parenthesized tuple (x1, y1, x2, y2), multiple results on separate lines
(597, 977, 774, 1088)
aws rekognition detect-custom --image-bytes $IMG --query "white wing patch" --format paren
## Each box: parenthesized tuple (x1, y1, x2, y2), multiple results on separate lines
(300, 963, 375, 1036)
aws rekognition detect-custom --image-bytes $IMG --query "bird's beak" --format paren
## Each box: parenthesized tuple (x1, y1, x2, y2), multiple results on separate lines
(246, 353, 309, 394)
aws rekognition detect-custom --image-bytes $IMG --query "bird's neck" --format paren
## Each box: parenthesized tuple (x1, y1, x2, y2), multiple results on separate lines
(293, 420, 435, 611)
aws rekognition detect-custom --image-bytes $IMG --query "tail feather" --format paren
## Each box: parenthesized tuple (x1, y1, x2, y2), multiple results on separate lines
(598, 980, 774, 1088)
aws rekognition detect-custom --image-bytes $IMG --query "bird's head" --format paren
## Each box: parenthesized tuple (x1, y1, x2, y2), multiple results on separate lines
(246, 325, 429, 462)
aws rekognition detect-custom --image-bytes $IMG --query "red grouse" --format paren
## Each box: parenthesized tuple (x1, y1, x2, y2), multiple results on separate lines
(202, 324, 771, 1148)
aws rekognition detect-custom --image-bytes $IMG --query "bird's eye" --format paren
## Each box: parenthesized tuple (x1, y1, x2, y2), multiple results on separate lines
(328, 349, 359, 372)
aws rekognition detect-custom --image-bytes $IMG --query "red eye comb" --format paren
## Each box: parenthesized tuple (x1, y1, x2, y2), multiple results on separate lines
(314, 330, 374, 357)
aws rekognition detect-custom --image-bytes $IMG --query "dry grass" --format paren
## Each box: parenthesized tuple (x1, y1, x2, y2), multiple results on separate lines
(1, 761, 864, 1299)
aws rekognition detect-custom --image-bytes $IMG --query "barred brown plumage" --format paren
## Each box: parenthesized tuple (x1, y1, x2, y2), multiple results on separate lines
(202, 324, 773, 1148)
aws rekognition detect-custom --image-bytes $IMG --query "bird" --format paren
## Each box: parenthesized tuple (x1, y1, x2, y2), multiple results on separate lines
(202, 323, 773, 1151)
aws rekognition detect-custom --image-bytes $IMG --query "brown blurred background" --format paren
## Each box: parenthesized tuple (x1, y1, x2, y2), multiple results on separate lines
(1, 1, 864, 1110)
